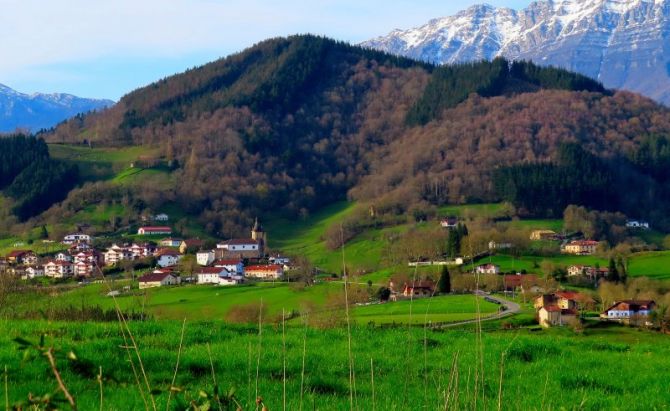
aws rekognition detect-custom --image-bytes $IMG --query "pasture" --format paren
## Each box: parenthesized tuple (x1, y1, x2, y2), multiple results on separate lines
(1, 319, 669, 410)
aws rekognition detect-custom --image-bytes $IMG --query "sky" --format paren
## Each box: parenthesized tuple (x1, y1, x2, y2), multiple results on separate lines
(0, 0, 530, 100)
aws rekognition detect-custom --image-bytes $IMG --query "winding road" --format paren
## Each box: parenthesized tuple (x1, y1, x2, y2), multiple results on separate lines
(434, 290, 522, 328)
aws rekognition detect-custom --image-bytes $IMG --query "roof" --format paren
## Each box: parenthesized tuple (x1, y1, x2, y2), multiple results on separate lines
(214, 259, 243, 265)
(7, 250, 32, 258)
(160, 237, 182, 242)
(219, 238, 259, 246)
(139, 226, 172, 232)
(403, 280, 435, 290)
(567, 240, 599, 246)
(198, 267, 229, 274)
(503, 274, 538, 287)
(138, 272, 174, 282)
(246, 264, 282, 271)
(156, 248, 180, 257)
(603, 300, 656, 313)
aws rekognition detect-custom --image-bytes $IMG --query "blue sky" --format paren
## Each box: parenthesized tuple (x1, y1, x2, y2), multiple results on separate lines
(0, 0, 530, 100)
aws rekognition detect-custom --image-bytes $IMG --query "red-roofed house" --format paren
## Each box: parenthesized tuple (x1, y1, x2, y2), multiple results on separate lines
(245, 264, 283, 280)
(138, 272, 180, 289)
(7, 250, 37, 265)
(197, 267, 230, 284)
(534, 291, 592, 327)
(601, 300, 656, 323)
(401, 281, 435, 298)
(137, 226, 172, 236)
(215, 239, 263, 259)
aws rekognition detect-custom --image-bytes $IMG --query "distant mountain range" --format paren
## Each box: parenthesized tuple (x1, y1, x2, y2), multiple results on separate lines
(363, 0, 670, 105)
(0, 83, 113, 133)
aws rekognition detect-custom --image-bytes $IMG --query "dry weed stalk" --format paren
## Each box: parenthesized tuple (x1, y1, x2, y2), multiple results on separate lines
(166, 318, 186, 411)
(340, 224, 356, 411)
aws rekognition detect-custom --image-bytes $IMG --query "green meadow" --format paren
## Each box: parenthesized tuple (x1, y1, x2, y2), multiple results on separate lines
(2, 319, 669, 410)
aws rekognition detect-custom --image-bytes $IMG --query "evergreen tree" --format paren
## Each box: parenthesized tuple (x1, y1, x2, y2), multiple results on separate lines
(617, 256, 627, 283)
(438, 265, 451, 294)
(607, 258, 620, 283)
(40, 225, 48, 239)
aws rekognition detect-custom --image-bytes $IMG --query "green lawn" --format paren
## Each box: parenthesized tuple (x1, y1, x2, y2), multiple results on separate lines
(353, 294, 499, 325)
(437, 202, 504, 218)
(628, 251, 670, 279)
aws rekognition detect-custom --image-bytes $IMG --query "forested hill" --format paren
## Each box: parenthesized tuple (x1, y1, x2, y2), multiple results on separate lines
(42, 35, 670, 234)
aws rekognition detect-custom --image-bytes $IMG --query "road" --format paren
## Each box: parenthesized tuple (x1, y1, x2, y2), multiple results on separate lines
(434, 290, 522, 328)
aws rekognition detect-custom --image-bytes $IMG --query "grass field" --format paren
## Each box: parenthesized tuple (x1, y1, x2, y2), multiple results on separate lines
(48, 144, 161, 181)
(2, 319, 669, 410)
(9, 280, 499, 326)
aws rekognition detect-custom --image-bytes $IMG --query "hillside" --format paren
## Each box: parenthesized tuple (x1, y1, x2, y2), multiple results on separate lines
(39, 34, 670, 237)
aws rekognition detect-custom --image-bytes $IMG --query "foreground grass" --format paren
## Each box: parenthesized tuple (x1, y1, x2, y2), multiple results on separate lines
(1, 320, 669, 410)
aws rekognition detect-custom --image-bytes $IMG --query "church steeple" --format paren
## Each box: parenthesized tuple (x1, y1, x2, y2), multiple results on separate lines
(251, 218, 266, 244)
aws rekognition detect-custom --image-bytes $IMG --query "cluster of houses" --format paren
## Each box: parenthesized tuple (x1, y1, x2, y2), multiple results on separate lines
(1, 218, 291, 290)
(534, 290, 656, 328)
(138, 219, 288, 289)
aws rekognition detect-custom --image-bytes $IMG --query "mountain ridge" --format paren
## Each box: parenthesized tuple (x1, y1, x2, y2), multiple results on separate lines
(0, 83, 114, 133)
(362, 0, 670, 104)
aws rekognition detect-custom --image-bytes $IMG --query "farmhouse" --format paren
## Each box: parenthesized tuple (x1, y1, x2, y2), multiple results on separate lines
(601, 300, 656, 323)
(503, 274, 540, 293)
(155, 248, 182, 267)
(488, 241, 512, 250)
(567, 265, 608, 279)
(534, 291, 593, 327)
(44, 260, 74, 278)
(196, 250, 215, 266)
(137, 226, 172, 236)
(401, 281, 435, 298)
(475, 263, 500, 275)
(562, 240, 599, 255)
(216, 239, 262, 259)
(245, 264, 283, 280)
(130, 243, 156, 258)
(138, 272, 180, 289)
(63, 234, 91, 244)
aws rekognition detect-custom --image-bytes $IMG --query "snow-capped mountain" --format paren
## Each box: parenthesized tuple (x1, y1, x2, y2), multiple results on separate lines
(363, 0, 670, 104)
(0, 84, 114, 133)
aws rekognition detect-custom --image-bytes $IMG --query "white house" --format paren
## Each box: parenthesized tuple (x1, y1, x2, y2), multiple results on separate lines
(213, 259, 244, 275)
(138, 272, 180, 289)
(196, 250, 216, 266)
(218, 275, 244, 286)
(601, 300, 656, 321)
(137, 226, 172, 236)
(159, 238, 182, 248)
(197, 267, 230, 284)
(74, 261, 96, 277)
(269, 255, 291, 265)
(24, 266, 44, 279)
(475, 263, 500, 275)
(154, 213, 169, 222)
(44, 260, 74, 278)
(440, 217, 458, 229)
(63, 234, 91, 244)
(488, 241, 512, 250)
(55, 252, 72, 262)
(216, 239, 259, 252)
(156, 249, 182, 267)
(130, 243, 156, 258)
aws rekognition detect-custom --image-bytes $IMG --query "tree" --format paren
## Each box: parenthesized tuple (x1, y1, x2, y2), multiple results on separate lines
(617, 256, 627, 284)
(607, 258, 620, 283)
(437, 265, 451, 294)
(40, 225, 48, 239)
(376, 287, 391, 302)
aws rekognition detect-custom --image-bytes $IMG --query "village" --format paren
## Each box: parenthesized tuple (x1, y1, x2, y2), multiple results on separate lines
(0, 209, 660, 331)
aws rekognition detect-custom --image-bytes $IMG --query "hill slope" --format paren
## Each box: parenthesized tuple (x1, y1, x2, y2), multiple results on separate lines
(363, 0, 670, 105)
(42, 35, 670, 235)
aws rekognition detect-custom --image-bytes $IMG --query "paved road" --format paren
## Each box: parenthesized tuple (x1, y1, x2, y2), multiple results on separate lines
(434, 290, 522, 328)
